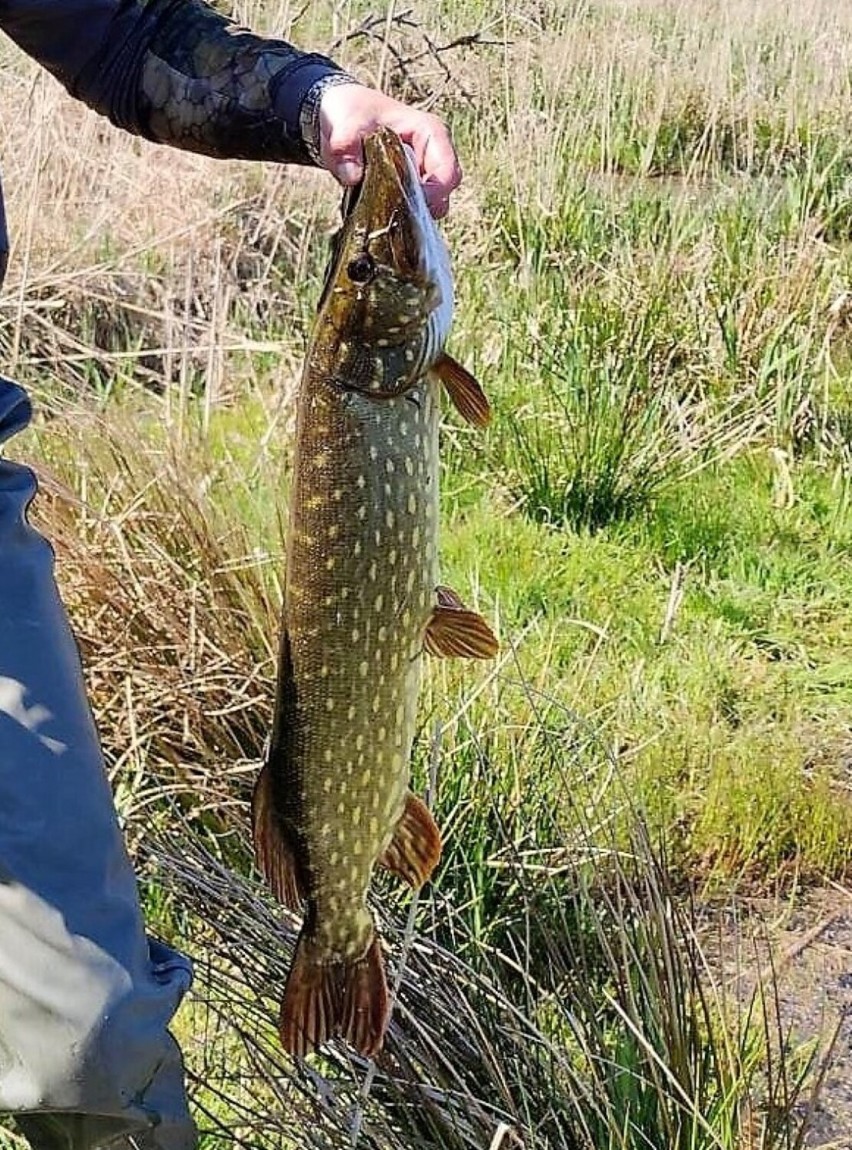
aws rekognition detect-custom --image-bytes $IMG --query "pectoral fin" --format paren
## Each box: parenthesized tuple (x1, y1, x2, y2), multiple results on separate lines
(424, 585, 499, 659)
(252, 763, 306, 911)
(433, 353, 491, 429)
(379, 792, 442, 888)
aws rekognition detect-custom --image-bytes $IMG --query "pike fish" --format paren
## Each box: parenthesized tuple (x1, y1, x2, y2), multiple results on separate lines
(252, 126, 497, 1060)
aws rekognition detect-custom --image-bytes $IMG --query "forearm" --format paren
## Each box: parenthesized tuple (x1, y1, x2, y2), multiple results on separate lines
(0, 0, 353, 163)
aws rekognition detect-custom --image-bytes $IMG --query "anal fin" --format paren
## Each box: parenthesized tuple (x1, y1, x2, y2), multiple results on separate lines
(251, 763, 306, 911)
(379, 792, 442, 888)
(280, 929, 389, 1060)
(424, 585, 499, 659)
(432, 353, 491, 429)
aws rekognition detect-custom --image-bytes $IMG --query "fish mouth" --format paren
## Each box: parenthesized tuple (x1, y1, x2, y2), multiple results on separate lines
(339, 128, 422, 226)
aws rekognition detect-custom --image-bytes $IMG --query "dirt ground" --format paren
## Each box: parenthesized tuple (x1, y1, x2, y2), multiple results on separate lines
(705, 885, 852, 1149)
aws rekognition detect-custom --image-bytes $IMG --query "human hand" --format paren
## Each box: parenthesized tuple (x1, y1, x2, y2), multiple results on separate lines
(316, 83, 462, 219)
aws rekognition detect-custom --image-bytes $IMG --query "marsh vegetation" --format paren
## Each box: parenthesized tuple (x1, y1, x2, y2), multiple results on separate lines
(2, 0, 852, 1145)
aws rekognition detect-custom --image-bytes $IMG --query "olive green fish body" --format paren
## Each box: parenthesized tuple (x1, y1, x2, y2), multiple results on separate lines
(253, 128, 496, 1060)
(281, 370, 440, 959)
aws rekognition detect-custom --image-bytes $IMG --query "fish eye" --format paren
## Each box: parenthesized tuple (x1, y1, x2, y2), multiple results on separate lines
(347, 253, 375, 284)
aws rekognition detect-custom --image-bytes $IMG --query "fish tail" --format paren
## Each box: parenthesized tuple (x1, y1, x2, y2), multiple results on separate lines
(280, 928, 389, 1059)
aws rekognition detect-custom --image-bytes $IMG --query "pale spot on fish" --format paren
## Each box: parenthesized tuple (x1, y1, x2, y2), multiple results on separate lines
(321, 822, 332, 838)
(405, 458, 415, 477)
(347, 704, 356, 721)
(372, 791, 381, 809)
(378, 626, 388, 642)
(337, 828, 347, 844)
(325, 698, 335, 711)
(359, 660, 368, 678)
(377, 727, 386, 743)
(323, 748, 333, 763)
(358, 505, 367, 521)
(313, 452, 328, 469)
(357, 474, 366, 489)
(374, 594, 384, 613)
(356, 735, 365, 751)
(323, 777, 333, 793)
(390, 652, 399, 672)
(369, 445, 378, 461)
(407, 492, 417, 513)
(412, 527, 421, 547)
(330, 851, 340, 867)
(353, 540, 362, 557)
(369, 817, 379, 836)
(404, 348, 415, 362)
(320, 665, 329, 678)
(361, 768, 372, 786)
(388, 549, 398, 566)
(369, 562, 377, 582)
(351, 628, 360, 643)
(325, 556, 336, 571)
(337, 802, 346, 816)
(385, 459, 395, 475)
(352, 807, 361, 826)
(372, 695, 381, 713)
(385, 510, 395, 529)
(374, 528, 382, 546)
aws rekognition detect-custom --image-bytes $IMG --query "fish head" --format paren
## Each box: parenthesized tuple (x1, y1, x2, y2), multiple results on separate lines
(315, 126, 454, 398)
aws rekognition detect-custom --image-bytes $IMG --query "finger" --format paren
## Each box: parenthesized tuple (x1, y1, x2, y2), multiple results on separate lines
(424, 188, 451, 219)
(403, 123, 462, 217)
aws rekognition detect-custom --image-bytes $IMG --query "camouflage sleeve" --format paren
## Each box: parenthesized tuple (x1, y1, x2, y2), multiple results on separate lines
(0, 0, 357, 164)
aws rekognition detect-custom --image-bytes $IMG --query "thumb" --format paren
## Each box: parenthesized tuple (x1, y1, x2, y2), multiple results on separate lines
(326, 155, 363, 185)
(320, 121, 367, 186)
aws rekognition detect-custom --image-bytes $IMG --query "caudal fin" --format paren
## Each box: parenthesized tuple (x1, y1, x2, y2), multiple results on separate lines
(280, 930, 389, 1059)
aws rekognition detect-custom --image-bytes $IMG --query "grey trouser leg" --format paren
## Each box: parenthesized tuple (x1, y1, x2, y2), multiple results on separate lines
(0, 378, 197, 1150)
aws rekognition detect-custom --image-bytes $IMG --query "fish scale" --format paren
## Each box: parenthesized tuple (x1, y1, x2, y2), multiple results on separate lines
(252, 127, 497, 1060)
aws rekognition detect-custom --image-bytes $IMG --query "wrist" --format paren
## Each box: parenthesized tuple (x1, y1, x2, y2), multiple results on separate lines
(299, 74, 362, 166)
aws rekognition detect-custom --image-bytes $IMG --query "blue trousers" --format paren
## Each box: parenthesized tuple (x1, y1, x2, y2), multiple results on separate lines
(0, 378, 196, 1149)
